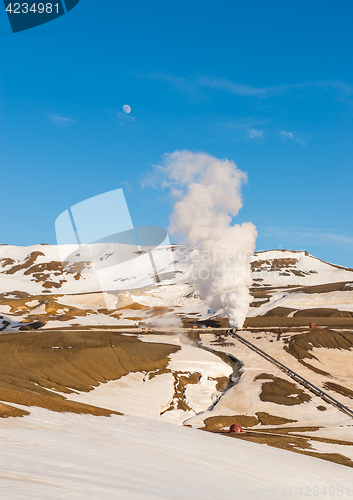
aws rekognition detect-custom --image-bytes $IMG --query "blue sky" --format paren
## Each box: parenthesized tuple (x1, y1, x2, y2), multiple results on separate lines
(0, 0, 352, 266)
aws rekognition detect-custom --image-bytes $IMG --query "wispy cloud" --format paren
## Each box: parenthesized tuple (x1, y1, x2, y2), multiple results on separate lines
(135, 72, 353, 101)
(249, 128, 264, 139)
(280, 130, 307, 146)
(116, 111, 135, 125)
(51, 115, 76, 125)
(138, 72, 306, 97)
(195, 76, 303, 97)
(218, 118, 268, 142)
(280, 130, 293, 139)
(263, 227, 353, 247)
(120, 180, 132, 192)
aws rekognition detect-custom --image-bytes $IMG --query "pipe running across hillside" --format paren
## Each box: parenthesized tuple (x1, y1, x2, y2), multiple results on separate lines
(226, 329, 353, 420)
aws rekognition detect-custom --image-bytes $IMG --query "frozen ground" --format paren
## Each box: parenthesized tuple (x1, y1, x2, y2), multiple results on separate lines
(26, 328, 352, 466)
(187, 333, 353, 442)
(1, 245, 353, 497)
(0, 407, 352, 500)
(1, 245, 353, 331)
(60, 342, 232, 424)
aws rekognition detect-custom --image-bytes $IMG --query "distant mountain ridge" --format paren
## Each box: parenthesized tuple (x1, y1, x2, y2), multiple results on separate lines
(1, 245, 353, 330)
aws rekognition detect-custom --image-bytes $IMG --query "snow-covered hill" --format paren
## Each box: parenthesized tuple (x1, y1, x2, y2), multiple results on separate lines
(1, 244, 353, 330)
(249, 250, 353, 320)
(1, 407, 352, 499)
(1, 246, 353, 482)
(251, 249, 353, 287)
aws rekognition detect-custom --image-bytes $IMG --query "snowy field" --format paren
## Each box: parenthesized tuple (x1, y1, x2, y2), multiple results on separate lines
(0, 407, 352, 500)
(1, 245, 353, 332)
(1, 244, 353, 498)
(60, 342, 232, 424)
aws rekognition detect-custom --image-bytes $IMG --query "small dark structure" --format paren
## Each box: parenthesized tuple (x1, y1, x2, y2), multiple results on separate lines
(229, 423, 243, 433)
(19, 321, 45, 331)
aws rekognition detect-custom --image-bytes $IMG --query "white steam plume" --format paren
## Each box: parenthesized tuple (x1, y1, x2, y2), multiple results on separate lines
(149, 316, 183, 329)
(156, 150, 257, 328)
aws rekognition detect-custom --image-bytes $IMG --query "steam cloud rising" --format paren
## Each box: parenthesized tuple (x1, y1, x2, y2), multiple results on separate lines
(156, 150, 257, 328)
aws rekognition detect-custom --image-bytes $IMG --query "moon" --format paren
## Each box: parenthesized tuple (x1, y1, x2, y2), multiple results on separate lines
(122, 105, 131, 114)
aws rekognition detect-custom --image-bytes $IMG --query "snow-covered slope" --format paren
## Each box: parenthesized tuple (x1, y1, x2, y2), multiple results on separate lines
(252, 249, 353, 286)
(60, 340, 233, 425)
(249, 250, 353, 319)
(1, 245, 353, 329)
(1, 247, 353, 493)
(0, 407, 351, 500)
(0, 243, 176, 295)
(2, 245, 352, 295)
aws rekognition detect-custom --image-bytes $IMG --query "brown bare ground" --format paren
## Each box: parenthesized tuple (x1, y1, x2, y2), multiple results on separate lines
(294, 308, 353, 318)
(162, 371, 202, 414)
(255, 412, 297, 425)
(254, 373, 311, 405)
(251, 258, 299, 270)
(0, 388, 121, 417)
(244, 317, 353, 328)
(0, 401, 30, 418)
(263, 307, 296, 317)
(3, 251, 91, 289)
(225, 432, 353, 468)
(148, 306, 175, 318)
(0, 258, 15, 267)
(323, 382, 353, 400)
(118, 302, 148, 310)
(4, 251, 45, 275)
(201, 412, 296, 432)
(285, 329, 353, 362)
(295, 282, 353, 294)
(0, 294, 99, 328)
(251, 291, 271, 299)
(203, 417, 353, 468)
(202, 415, 260, 431)
(0, 330, 179, 416)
